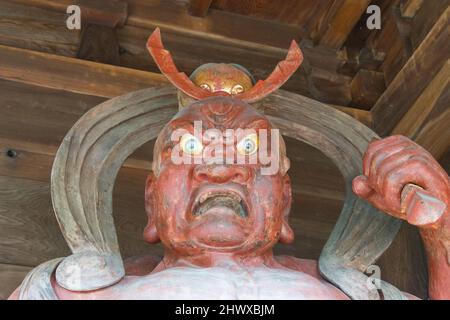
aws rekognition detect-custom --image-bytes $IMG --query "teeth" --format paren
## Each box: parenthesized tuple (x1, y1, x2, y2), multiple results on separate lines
(193, 191, 247, 217)
(199, 192, 239, 204)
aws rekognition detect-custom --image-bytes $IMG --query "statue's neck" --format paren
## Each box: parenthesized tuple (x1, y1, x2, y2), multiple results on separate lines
(154, 250, 280, 271)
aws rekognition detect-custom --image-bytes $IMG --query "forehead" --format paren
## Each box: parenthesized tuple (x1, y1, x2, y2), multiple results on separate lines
(190, 63, 253, 84)
(168, 97, 271, 132)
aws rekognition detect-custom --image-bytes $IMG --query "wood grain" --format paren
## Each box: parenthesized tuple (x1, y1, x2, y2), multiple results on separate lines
(0, 0, 80, 57)
(371, 5, 450, 136)
(0, 45, 169, 98)
(377, 223, 428, 299)
(0, 263, 32, 300)
(317, 0, 372, 50)
(392, 60, 450, 140)
(188, 0, 213, 17)
(350, 69, 385, 110)
(77, 24, 121, 65)
(400, 0, 424, 17)
(3, 0, 353, 106)
(77, 0, 128, 28)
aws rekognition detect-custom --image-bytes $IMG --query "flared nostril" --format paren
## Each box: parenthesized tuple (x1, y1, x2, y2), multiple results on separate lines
(194, 165, 250, 183)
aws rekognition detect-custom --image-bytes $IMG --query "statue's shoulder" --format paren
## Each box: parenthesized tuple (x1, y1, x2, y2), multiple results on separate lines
(13, 258, 62, 300)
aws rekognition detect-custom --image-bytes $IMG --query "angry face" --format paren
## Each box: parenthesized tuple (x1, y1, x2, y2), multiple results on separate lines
(143, 97, 294, 260)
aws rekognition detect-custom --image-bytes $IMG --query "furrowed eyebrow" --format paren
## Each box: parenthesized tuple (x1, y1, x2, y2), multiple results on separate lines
(245, 118, 271, 129)
(170, 119, 195, 131)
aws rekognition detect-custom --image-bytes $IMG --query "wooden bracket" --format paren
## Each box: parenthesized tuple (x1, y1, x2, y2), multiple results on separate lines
(76, 0, 128, 65)
(77, 0, 128, 28)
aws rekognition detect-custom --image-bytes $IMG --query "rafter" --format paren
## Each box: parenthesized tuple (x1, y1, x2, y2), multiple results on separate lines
(188, 0, 213, 17)
(371, 5, 450, 136)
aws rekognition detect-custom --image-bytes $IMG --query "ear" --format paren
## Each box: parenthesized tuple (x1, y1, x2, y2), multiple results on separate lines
(279, 175, 294, 244)
(143, 172, 160, 244)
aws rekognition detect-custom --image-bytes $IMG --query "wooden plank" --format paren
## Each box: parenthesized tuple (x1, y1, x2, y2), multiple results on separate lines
(410, 0, 449, 49)
(10, 0, 304, 50)
(392, 60, 450, 139)
(0, 79, 105, 147)
(371, 6, 450, 136)
(0, 173, 164, 267)
(1, 0, 352, 105)
(0, 263, 32, 300)
(188, 0, 213, 17)
(317, 0, 371, 50)
(77, 0, 128, 28)
(414, 95, 450, 159)
(77, 24, 121, 65)
(400, 0, 424, 18)
(375, 7, 411, 85)
(0, 46, 364, 123)
(211, 0, 320, 27)
(377, 223, 428, 299)
(0, 45, 169, 98)
(0, 1, 80, 57)
(350, 69, 385, 110)
(309, 67, 353, 105)
(0, 176, 70, 266)
(0, 137, 153, 183)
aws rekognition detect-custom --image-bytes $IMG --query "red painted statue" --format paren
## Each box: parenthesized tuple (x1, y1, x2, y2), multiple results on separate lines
(9, 29, 450, 300)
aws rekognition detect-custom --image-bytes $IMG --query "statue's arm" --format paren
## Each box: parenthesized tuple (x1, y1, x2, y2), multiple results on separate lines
(352, 135, 450, 300)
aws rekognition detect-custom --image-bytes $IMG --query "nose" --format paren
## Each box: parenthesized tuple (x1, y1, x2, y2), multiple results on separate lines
(193, 165, 251, 184)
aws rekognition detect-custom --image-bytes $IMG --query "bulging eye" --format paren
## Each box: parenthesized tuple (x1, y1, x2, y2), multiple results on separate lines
(231, 84, 244, 95)
(180, 133, 203, 155)
(200, 83, 211, 91)
(237, 133, 258, 155)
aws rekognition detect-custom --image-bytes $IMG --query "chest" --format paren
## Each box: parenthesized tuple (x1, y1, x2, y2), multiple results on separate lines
(102, 266, 348, 300)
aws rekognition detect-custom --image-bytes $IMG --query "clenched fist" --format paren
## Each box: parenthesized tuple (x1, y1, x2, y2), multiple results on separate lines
(352, 135, 450, 228)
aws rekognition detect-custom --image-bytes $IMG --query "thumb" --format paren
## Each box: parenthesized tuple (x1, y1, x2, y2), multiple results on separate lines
(352, 175, 374, 199)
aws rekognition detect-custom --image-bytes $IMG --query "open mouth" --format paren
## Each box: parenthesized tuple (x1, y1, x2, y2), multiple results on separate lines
(192, 191, 248, 218)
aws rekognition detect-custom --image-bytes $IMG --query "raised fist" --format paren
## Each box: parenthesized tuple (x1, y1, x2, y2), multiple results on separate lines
(352, 135, 449, 228)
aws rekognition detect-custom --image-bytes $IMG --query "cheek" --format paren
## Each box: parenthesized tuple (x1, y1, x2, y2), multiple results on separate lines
(154, 166, 193, 224)
(251, 175, 285, 218)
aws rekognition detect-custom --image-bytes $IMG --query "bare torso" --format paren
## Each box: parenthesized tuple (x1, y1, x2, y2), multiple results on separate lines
(47, 256, 348, 300)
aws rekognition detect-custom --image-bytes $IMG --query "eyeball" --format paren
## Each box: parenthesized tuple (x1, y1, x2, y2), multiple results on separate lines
(231, 84, 244, 95)
(200, 83, 211, 92)
(180, 133, 203, 155)
(237, 133, 258, 156)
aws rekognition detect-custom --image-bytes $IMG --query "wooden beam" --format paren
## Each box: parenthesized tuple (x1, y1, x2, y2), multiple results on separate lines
(77, 24, 121, 65)
(0, 45, 364, 124)
(400, 0, 424, 18)
(350, 69, 385, 110)
(316, 0, 371, 50)
(409, 0, 449, 49)
(188, 0, 213, 17)
(414, 98, 450, 159)
(0, 0, 80, 57)
(392, 60, 450, 139)
(9, 0, 305, 51)
(77, 0, 128, 28)
(76, 0, 128, 65)
(2, 1, 352, 106)
(371, 6, 450, 136)
(0, 45, 169, 98)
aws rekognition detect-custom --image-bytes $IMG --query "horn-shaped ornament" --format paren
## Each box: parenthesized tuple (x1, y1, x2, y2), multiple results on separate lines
(146, 28, 303, 103)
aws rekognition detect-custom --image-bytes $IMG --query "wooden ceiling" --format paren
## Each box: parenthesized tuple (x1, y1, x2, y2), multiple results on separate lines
(0, 0, 448, 300)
